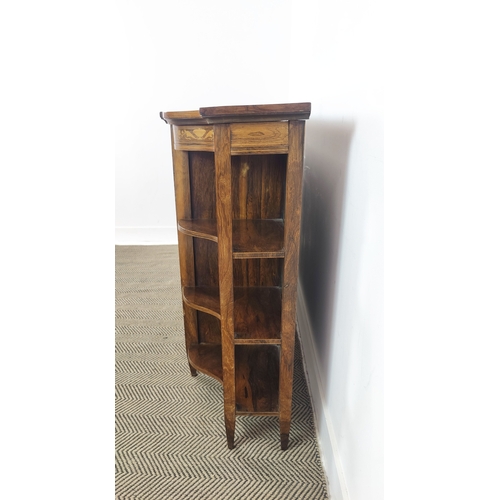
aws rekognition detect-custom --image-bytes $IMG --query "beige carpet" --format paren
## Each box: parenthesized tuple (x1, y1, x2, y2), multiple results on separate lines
(115, 245, 329, 499)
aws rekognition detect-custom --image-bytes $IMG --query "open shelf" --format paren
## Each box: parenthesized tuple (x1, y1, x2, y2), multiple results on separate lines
(183, 286, 221, 318)
(234, 287, 281, 343)
(235, 345, 280, 413)
(178, 219, 284, 258)
(233, 220, 284, 259)
(178, 219, 218, 242)
(183, 286, 282, 343)
(188, 343, 223, 382)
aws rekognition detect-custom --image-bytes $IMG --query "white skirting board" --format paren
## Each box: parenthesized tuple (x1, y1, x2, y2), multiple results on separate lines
(296, 281, 350, 500)
(115, 226, 178, 245)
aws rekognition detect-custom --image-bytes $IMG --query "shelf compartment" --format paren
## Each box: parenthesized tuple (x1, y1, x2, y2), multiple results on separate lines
(235, 345, 280, 413)
(188, 343, 223, 382)
(183, 286, 282, 342)
(183, 286, 221, 319)
(233, 220, 284, 259)
(178, 219, 284, 258)
(234, 287, 281, 342)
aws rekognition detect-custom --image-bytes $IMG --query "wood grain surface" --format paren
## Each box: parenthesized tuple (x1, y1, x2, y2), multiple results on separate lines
(279, 120, 305, 450)
(214, 124, 236, 449)
(188, 343, 223, 382)
(173, 125, 214, 151)
(161, 102, 311, 125)
(230, 122, 288, 155)
(162, 103, 309, 449)
(235, 345, 280, 413)
(170, 128, 198, 377)
(233, 287, 281, 342)
(177, 219, 284, 258)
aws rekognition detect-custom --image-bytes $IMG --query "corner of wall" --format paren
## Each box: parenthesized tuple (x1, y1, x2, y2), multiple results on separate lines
(296, 280, 350, 500)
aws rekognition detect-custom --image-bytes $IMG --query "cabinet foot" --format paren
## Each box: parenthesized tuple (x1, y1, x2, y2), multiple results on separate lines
(280, 433, 289, 451)
(226, 427, 235, 449)
(225, 414, 235, 449)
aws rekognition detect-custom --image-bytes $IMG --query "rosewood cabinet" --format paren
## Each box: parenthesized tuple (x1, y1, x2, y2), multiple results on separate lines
(160, 103, 310, 450)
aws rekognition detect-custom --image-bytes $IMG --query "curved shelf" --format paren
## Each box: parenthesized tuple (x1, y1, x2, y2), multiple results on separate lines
(178, 219, 217, 242)
(183, 286, 221, 319)
(178, 219, 284, 258)
(188, 343, 223, 382)
(183, 286, 282, 343)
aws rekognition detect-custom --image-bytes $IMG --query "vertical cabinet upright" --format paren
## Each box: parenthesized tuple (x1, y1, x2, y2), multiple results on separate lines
(160, 103, 310, 450)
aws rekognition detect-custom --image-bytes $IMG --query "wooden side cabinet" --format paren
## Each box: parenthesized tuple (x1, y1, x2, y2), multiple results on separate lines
(160, 103, 311, 450)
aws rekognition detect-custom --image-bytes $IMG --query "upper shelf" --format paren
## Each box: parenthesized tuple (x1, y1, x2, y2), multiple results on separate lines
(160, 102, 311, 125)
(178, 219, 284, 259)
(178, 219, 218, 243)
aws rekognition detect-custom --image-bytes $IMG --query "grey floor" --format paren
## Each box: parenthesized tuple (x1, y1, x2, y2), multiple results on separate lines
(115, 245, 329, 499)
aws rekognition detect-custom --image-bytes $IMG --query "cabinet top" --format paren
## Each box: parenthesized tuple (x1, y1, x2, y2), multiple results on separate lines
(160, 102, 311, 125)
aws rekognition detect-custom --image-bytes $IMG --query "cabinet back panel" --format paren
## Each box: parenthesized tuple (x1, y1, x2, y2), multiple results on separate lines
(188, 152, 219, 346)
(197, 310, 221, 344)
(193, 239, 219, 287)
(188, 151, 219, 287)
(189, 151, 216, 219)
(231, 155, 286, 220)
(233, 258, 283, 287)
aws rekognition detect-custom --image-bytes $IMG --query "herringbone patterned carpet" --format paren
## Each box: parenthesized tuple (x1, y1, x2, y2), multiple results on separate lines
(115, 245, 329, 499)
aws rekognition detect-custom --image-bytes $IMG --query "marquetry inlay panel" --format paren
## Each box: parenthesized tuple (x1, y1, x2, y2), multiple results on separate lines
(173, 125, 214, 151)
(230, 122, 288, 155)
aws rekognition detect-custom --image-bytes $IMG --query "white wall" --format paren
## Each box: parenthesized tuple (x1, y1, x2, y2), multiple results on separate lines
(290, 1, 383, 499)
(115, 0, 292, 244)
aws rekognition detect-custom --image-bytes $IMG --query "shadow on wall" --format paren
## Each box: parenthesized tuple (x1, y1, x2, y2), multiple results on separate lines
(299, 119, 355, 364)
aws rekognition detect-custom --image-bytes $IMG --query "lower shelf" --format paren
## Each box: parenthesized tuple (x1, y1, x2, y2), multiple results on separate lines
(188, 344, 281, 414)
(235, 344, 280, 414)
(188, 343, 223, 382)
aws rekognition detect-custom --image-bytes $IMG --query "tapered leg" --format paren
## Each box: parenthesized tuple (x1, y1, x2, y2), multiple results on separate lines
(280, 429, 290, 451)
(225, 413, 235, 449)
(279, 373, 293, 451)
